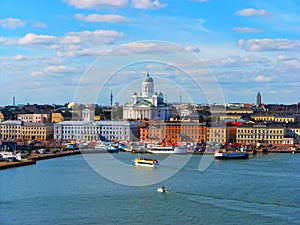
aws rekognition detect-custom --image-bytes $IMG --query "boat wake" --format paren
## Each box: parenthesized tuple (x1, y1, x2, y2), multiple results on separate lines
(173, 191, 299, 222)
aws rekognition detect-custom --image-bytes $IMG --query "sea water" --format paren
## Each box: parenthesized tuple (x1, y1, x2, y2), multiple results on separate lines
(0, 152, 299, 225)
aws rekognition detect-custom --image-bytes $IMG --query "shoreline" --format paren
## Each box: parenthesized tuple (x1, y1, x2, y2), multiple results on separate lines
(0, 150, 81, 170)
(1, 149, 298, 170)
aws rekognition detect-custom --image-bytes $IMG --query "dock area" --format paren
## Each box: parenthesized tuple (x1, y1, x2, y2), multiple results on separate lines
(0, 159, 36, 170)
(0, 150, 80, 170)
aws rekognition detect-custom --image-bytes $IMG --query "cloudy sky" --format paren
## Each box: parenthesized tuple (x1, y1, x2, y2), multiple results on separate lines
(0, 0, 299, 106)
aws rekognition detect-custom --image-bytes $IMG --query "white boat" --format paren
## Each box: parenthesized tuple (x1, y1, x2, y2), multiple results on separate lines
(133, 157, 159, 167)
(94, 142, 119, 153)
(0, 151, 21, 162)
(157, 186, 167, 193)
(147, 145, 188, 154)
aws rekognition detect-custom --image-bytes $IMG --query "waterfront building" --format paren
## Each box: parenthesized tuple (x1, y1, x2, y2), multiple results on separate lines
(236, 123, 285, 145)
(123, 72, 173, 120)
(226, 124, 237, 143)
(140, 122, 164, 142)
(99, 121, 141, 142)
(18, 113, 51, 123)
(54, 121, 100, 141)
(0, 120, 23, 140)
(21, 122, 54, 141)
(54, 120, 142, 142)
(206, 125, 226, 144)
(140, 120, 207, 143)
(286, 122, 300, 144)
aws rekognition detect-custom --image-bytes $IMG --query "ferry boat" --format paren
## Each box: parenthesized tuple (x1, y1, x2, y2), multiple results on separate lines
(133, 157, 159, 167)
(214, 149, 249, 159)
(95, 142, 119, 153)
(147, 145, 188, 154)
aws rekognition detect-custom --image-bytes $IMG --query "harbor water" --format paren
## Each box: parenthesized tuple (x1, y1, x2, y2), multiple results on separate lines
(0, 152, 299, 225)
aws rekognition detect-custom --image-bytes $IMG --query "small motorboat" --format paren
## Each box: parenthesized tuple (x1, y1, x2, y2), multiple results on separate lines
(157, 186, 167, 193)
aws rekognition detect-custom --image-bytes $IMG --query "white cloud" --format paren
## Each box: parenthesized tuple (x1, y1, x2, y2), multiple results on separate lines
(56, 48, 108, 58)
(253, 75, 271, 82)
(18, 33, 58, 45)
(63, 0, 128, 8)
(235, 8, 270, 16)
(233, 27, 263, 33)
(12, 54, 26, 60)
(191, 0, 209, 2)
(185, 45, 200, 53)
(61, 30, 125, 45)
(44, 65, 76, 73)
(13, 30, 124, 49)
(131, 0, 165, 9)
(238, 38, 300, 51)
(277, 54, 298, 61)
(0, 18, 25, 29)
(196, 18, 209, 32)
(33, 22, 47, 28)
(75, 13, 129, 23)
(31, 71, 43, 77)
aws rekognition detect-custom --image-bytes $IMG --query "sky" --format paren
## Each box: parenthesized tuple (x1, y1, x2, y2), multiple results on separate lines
(0, 0, 299, 106)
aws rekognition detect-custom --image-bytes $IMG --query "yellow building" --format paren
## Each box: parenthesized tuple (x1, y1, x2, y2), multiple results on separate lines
(206, 125, 226, 143)
(251, 115, 275, 122)
(236, 123, 285, 145)
(220, 114, 241, 120)
(0, 120, 23, 140)
(21, 122, 54, 141)
(251, 115, 295, 123)
(274, 116, 295, 123)
(52, 112, 64, 123)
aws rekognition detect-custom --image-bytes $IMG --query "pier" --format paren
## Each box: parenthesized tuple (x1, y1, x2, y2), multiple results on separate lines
(0, 150, 80, 170)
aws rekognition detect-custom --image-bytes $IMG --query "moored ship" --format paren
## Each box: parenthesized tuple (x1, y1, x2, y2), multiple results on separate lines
(214, 149, 249, 159)
(147, 145, 188, 154)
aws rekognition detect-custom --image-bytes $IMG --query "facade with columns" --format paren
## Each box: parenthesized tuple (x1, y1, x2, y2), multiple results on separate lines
(123, 72, 173, 120)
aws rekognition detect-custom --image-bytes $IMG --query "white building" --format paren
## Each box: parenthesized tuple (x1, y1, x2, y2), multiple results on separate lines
(82, 108, 95, 122)
(18, 113, 50, 123)
(54, 121, 100, 141)
(123, 72, 173, 120)
(54, 121, 141, 142)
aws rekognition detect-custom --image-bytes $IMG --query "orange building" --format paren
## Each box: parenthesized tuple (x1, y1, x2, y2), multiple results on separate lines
(140, 121, 206, 143)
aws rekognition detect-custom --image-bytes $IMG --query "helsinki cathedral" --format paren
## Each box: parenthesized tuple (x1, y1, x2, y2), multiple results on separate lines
(123, 71, 173, 120)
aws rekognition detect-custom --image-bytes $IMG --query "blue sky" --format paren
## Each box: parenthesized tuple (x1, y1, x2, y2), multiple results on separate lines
(0, 0, 299, 106)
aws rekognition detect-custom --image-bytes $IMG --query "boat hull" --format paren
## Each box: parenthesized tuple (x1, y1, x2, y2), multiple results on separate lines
(148, 146, 187, 154)
(214, 151, 249, 159)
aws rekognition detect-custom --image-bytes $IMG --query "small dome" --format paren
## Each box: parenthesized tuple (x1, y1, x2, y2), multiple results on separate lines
(143, 73, 153, 82)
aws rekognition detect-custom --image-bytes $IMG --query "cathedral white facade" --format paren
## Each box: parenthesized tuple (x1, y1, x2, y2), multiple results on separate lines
(123, 72, 173, 120)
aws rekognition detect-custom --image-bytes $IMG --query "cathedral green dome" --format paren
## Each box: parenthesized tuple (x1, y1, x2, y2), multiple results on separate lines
(143, 73, 153, 82)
